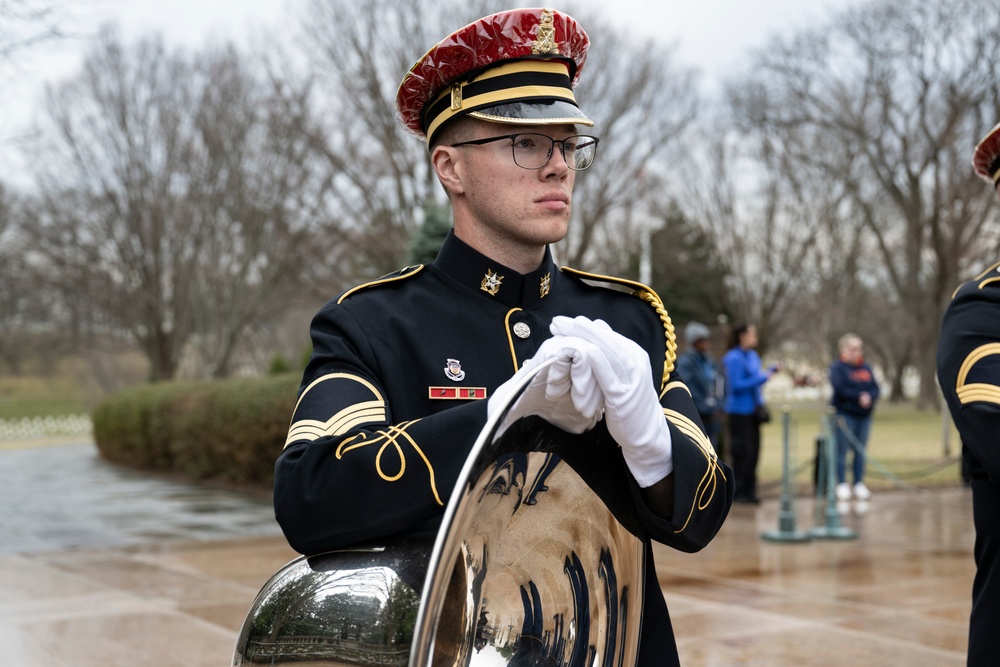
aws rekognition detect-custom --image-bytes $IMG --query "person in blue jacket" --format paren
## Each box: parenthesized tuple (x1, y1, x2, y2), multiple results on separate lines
(723, 323, 779, 503)
(829, 333, 880, 502)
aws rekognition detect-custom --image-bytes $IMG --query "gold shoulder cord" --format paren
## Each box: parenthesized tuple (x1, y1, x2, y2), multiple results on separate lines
(635, 288, 677, 388)
(560, 268, 677, 390)
(560, 267, 721, 532)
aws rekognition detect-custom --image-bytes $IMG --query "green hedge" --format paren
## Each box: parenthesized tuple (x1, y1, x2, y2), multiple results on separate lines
(92, 373, 300, 487)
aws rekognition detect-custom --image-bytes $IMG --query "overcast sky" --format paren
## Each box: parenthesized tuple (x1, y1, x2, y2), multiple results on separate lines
(1, 0, 860, 181)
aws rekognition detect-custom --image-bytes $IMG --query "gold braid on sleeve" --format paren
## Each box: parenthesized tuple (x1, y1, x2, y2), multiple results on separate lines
(556, 267, 676, 389)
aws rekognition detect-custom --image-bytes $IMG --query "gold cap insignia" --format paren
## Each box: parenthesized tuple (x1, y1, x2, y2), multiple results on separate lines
(531, 9, 559, 55)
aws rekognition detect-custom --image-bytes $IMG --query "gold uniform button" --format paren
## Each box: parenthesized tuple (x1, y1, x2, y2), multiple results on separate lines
(512, 322, 531, 339)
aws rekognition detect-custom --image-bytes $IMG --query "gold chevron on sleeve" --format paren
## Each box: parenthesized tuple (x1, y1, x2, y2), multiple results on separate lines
(660, 380, 691, 400)
(284, 400, 386, 449)
(283, 373, 387, 449)
(956, 343, 1000, 407)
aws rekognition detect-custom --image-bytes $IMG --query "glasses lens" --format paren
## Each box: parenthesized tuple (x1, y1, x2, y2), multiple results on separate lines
(510, 134, 551, 170)
(565, 136, 597, 171)
(508, 134, 599, 170)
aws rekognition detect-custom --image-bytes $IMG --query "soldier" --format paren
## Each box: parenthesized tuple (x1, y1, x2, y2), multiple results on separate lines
(936, 121, 1000, 667)
(273, 8, 734, 665)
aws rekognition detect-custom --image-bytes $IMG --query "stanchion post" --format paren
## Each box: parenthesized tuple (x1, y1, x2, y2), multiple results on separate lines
(762, 407, 811, 543)
(809, 412, 857, 540)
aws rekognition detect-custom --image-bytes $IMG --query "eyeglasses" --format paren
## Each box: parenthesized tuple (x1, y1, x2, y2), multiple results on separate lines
(450, 133, 599, 171)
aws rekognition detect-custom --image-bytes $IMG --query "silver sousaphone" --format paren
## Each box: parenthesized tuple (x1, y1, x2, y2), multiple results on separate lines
(233, 359, 646, 666)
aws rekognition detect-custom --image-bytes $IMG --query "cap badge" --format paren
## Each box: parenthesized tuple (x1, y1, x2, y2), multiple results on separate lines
(539, 272, 551, 298)
(481, 269, 504, 296)
(444, 358, 466, 382)
(531, 9, 559, 55)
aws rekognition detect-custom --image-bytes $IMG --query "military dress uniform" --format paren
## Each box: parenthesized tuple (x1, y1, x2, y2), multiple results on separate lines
(275, 231, 734, 665)
(937, 123, 1000, 667)
(275, 7, 734, 666)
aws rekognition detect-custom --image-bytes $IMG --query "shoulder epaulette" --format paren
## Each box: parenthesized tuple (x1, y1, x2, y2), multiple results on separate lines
(337, 265, 424, 304)
(560, 267, 677, 389)
(950, 260, 1000, 300)
(975, 261, 1000, 291)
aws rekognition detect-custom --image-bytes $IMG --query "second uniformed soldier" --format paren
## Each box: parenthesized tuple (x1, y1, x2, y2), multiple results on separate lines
(273, 8, 734, 665)
(937, 121, 1000, 667)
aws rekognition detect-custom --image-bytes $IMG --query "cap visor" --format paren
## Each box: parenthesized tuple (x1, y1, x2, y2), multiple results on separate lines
(469, 100, 593, 127)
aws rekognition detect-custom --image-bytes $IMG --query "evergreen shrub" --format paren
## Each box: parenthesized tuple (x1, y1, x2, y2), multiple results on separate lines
(92, 374, 299, 487)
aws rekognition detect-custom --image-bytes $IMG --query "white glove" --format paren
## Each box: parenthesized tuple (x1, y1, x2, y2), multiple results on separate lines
(549, 316, 673, 487)
(487, 335, 607, 440)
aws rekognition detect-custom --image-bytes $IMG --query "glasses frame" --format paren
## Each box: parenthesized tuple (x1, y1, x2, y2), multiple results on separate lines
(449, 132, 600, 171)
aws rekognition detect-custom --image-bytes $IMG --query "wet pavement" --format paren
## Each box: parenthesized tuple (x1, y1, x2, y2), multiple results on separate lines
(0, 440, 282, 554)
(0, 439, 975, 666)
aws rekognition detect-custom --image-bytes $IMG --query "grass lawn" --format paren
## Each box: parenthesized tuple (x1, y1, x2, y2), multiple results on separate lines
(0, 375, 94, 420)
(754, 400, 964, 496)
(0, 369, 969, 497)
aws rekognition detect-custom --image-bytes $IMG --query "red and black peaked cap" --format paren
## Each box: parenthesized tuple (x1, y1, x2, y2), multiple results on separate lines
(973, 122, 1000, 201)
(395, 8, 593, 145)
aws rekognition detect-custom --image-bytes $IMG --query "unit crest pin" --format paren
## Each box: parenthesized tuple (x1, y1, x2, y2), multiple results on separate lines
(444, 358, 466, 382)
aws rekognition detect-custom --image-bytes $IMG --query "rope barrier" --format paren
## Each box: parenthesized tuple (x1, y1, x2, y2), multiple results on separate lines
(757, 409, 971, 542)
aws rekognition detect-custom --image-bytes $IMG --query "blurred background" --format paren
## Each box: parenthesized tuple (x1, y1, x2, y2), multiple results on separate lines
(1, 0, 996, 501)
(1, 1, 991, 664)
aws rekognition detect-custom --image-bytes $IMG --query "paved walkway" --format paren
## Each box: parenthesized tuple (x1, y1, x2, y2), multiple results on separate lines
(0, 439, 974, 666)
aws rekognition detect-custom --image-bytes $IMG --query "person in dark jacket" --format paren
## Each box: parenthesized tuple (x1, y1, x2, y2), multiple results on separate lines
(937, 121, 1000, 667)
(828, 333, 880, 502)
(676, 321, 724, 456)
(272, 8, 734, 666)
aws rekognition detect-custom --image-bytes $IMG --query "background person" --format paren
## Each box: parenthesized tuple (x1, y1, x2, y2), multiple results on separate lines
(828, 333, 880, 502)
(723, 323, 778, 504)
(937, 121, 1000, 667)
(272, 9, 734, 666)
(676, 321, 724, 456)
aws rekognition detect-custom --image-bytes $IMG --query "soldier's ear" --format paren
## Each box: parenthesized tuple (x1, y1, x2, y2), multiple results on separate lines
(431, 145, 466, 196)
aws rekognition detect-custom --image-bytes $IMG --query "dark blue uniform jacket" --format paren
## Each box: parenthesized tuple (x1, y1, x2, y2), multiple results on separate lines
(275, 231, 734, 665)
(937, 261, 1000, 667)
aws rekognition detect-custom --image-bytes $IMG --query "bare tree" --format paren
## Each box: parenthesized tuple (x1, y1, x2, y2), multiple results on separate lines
(674, 122, 830, 356)
(296, 0, 699, 279)
(0, 0, 63, 64)
(726, 0, 1000, 405)
(185, 45, 333, 378)
(295, 0, 499, 282)
(0, 184, 32, 373)
(559, 7, 699, 273)
(24, 27, 329, 380)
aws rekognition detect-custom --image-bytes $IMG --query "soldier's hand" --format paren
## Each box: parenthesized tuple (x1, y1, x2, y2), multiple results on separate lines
(550, 316, 673, 487)
(488, 334, 606, 440)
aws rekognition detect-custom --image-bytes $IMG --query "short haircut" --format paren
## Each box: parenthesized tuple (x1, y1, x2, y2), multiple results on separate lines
(838, 333, 862, 352)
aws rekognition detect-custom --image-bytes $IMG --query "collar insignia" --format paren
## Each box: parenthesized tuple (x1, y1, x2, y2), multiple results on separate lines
(481, 269, 504, 296)
(539, 272, 551, 298)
